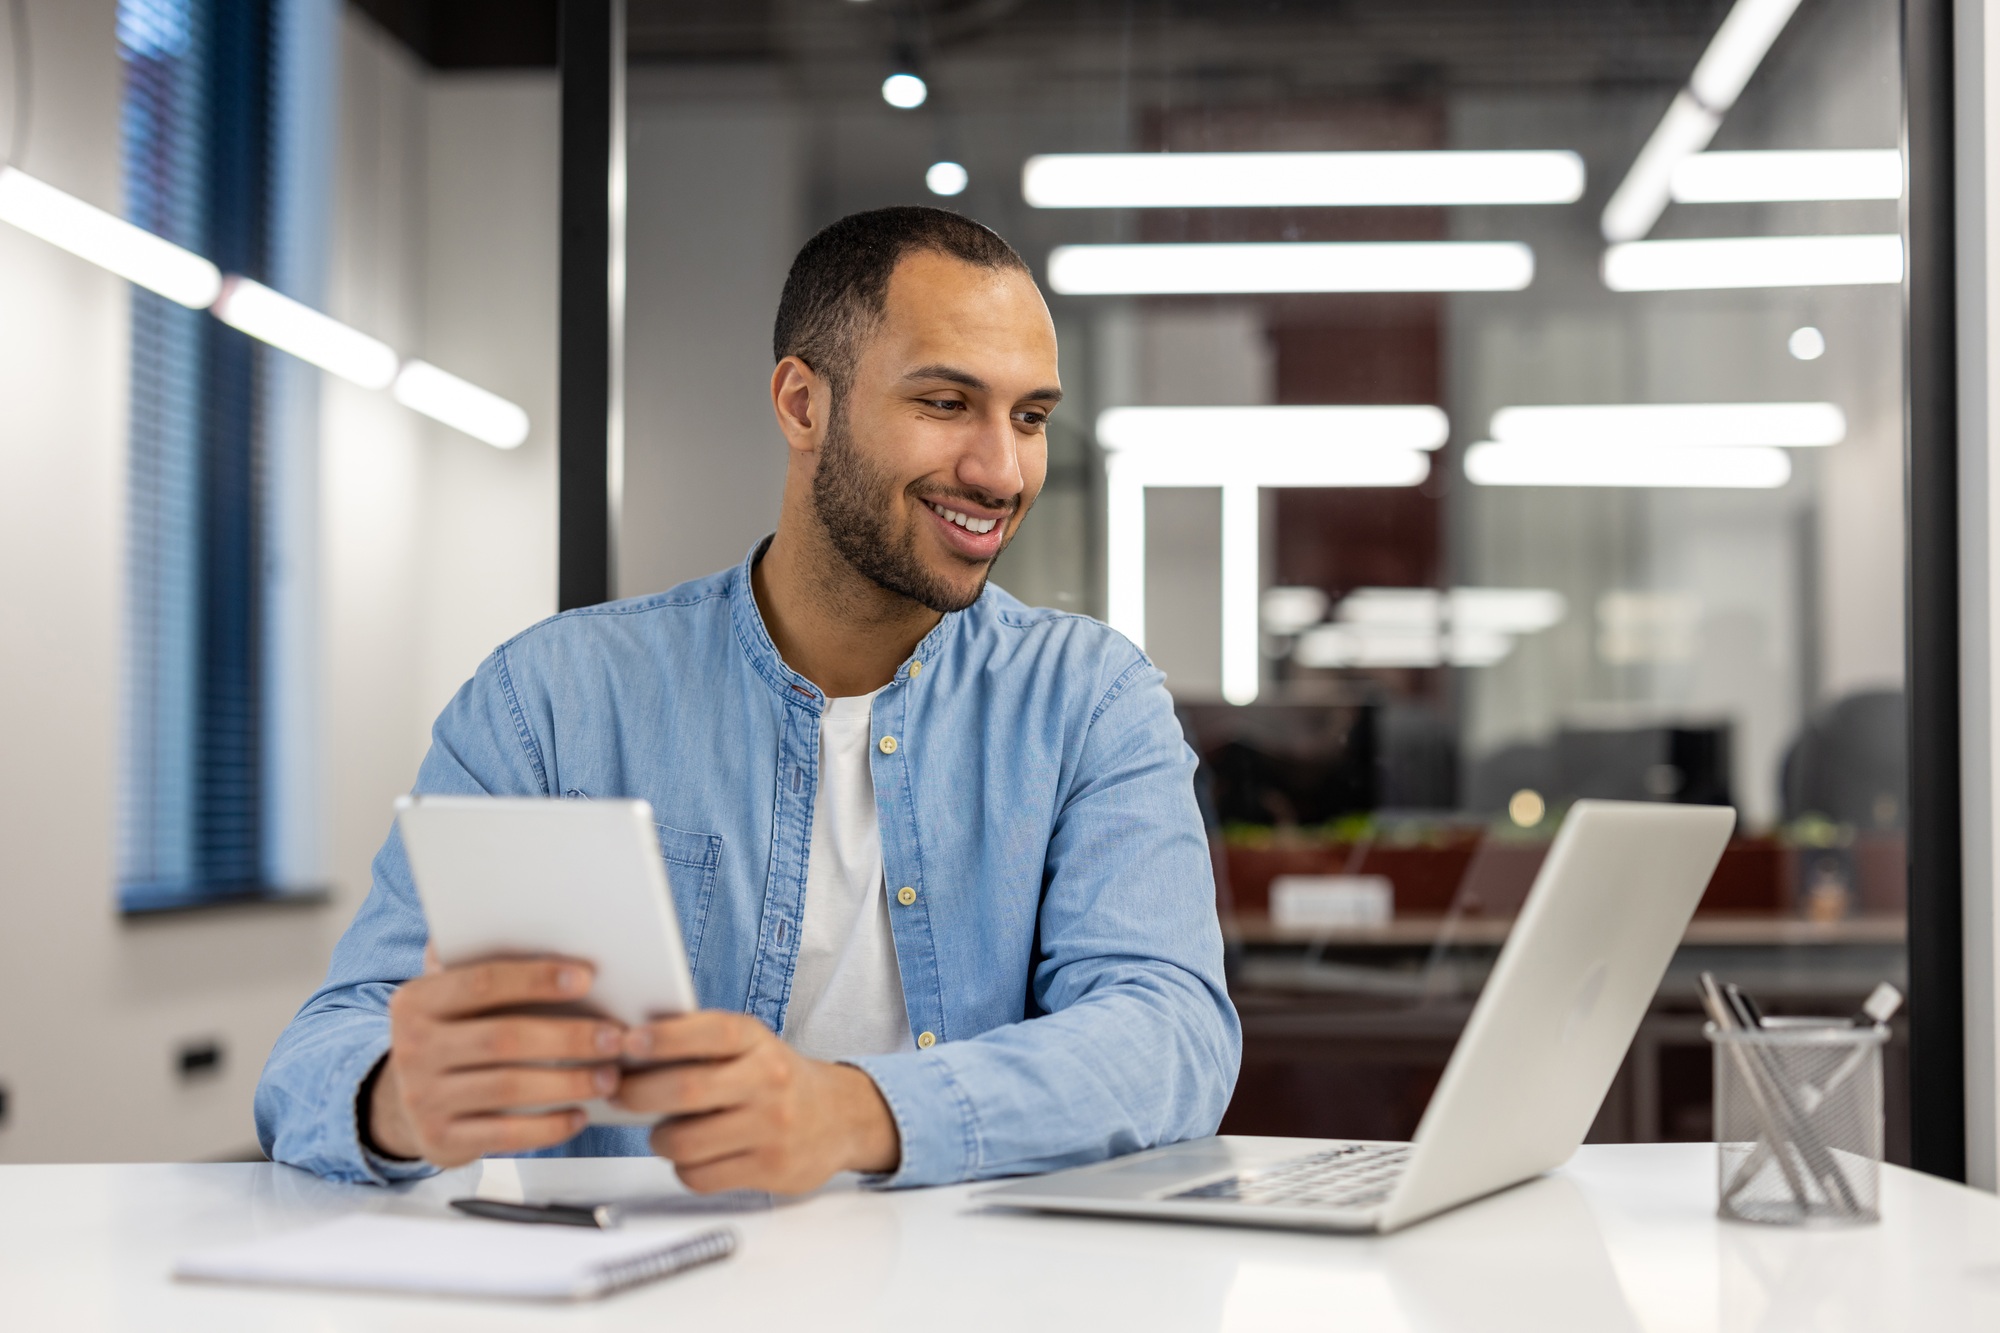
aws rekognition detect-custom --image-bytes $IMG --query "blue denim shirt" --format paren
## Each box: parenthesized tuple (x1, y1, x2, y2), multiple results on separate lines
(254, 543, 1240, 1187)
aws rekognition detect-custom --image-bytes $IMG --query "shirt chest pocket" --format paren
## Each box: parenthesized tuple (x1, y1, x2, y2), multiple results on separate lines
(656, 821, 723, 970)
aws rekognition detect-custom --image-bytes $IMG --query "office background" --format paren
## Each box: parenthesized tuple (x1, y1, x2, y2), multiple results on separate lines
(0, 0, 558, 1162)
(0, 0, 1992, 1186)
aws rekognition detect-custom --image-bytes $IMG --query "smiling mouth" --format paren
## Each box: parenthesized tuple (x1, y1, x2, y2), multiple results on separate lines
(925, 500, 1001, 535)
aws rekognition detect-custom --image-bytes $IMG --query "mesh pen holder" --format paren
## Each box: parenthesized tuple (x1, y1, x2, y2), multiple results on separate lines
(1708, 1018, 1886, 1226)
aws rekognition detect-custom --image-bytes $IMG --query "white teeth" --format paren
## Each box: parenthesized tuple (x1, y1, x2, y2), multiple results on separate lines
(929, 502, 999, 536)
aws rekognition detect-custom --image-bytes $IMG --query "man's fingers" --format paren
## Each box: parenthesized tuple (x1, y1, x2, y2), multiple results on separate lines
(423, 1015, 623, 1071)
(612, 1053, 762, 1117)
(432, 1109, 589, 1162)
(422, 1063, 619, 1119)
(624, 1010, 768, 1063)
(672, 1151, 768, 1196)
(398, 957, 595, 1021)
(650, 1105, 769, 1169)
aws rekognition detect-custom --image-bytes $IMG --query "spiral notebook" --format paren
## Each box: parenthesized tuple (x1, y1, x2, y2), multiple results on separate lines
(174, 1213, 737, 1302)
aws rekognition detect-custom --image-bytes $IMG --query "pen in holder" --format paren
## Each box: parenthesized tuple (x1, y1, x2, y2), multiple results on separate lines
(1707, 1018, 1886, 1226)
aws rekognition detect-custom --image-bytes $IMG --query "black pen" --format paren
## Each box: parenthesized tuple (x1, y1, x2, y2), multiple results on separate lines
(450, 1197, 621, 1228)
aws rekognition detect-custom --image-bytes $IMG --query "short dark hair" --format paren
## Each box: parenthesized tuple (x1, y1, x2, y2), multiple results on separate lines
(772, 206, 1030, 392)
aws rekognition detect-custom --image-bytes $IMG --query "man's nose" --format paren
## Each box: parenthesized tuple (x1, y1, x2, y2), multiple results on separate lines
(958, 408, 1025, 503)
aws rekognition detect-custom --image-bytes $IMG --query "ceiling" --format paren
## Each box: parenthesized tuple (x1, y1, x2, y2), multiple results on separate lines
(350, 0, 1737, 95)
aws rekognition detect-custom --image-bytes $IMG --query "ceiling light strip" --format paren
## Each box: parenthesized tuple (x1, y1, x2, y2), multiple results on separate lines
(1464, 442, 1793, 488)
(0, 167, 530, 447)
(1221, 484, 1261, 705)
(1103, 439, 1434, 666)
(1602, 234, 1903, 291)
(1600, 0, 1808, 241)
(1023, 151, 1586, 209)
(212, 276, 400, 389)
(1048, 241, 1534, 295)
(1098, 405, 1449, 453)
(393, 361, 532, 448)
(1669, 149, 1902, 203)
(0, 165, 222, 308)
(1489, 401, 1845, 447)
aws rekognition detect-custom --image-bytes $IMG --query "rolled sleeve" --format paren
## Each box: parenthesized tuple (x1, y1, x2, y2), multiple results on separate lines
(254, 999, 436, 1185)
(843, 1053, 980, 1188)
(254, 648, 546, 1184)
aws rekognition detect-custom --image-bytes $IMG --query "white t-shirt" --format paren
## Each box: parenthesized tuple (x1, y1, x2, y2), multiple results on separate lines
(781, 691, 917, 1062)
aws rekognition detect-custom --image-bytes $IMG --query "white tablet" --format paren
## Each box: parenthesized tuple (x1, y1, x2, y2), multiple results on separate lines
(394, 794, 699, 1127)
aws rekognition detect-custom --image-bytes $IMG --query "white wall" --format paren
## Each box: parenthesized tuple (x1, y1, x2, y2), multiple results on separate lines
(0, 3, 558, 1163)
(618, 70, 802, 598)
(412, 73, 561, 713)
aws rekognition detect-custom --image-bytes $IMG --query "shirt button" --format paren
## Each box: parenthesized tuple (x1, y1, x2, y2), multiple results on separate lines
(917, 1031, 936, 1049)
(896, 886, 917, 906)
(908, 660, 923, 677)
(878, 735, 898, 755)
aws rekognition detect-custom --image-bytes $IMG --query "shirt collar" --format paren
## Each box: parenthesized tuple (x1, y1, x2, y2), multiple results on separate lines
(726, 535, 970, 708)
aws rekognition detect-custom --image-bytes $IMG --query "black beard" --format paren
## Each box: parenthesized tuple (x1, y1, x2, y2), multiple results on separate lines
(810, 407, 1005, 615)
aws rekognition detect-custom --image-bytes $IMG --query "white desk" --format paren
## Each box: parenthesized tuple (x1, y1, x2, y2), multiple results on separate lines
(5, 1141, 2000, 1330)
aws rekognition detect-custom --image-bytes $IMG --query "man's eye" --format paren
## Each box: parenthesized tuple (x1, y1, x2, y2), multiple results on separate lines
(924, 398, 965, 412)
(1015, 411, 1049, 428)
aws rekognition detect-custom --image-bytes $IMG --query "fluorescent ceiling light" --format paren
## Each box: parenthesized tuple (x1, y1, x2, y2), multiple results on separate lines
(1490, 401, 1845, 448)
(1098, 405, 1449, 454)
(881, 73, 927, 109)
(1221, 486, 1259, 705)
(1295, 623, 1515, 670)
(1104, 439, 1432, 692)
(1338, 587, 1567, 635)
(0, 169, 528, 435)
(1670, 149, 1902, 202)
(1599, 0, 1807, 240)
(1689, 0, 1808, 111)
(1602, 234, 1902, 290)
(1453, 588, 1567, 634)
(211, 277, 399, 388)
(1047, 241, 1534, 295)
(393, 360, 531, 448)
(1021, 151, 1585, 209)
(1464, 441, 1792, 488)
(1112, 441, 1432, 489)
(926, 161, 969, 196)
(1291, 586, 1565, 669)
(1601, 94, 1722, 242)
(0, 166, 222, 308)
(1261, 586, 1331, 636)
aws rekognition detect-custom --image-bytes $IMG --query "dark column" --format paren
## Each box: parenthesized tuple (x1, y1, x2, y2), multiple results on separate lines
(558, 0, 624, 609)
(1903, 0, 1965, 1182)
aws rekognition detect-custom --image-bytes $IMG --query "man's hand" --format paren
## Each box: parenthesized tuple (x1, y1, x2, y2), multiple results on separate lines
(367, 956, 624, 1167)
(613, 1012, 901, 1194)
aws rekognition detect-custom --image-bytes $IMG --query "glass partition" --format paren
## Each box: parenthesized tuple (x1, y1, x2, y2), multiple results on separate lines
(619, 0, 1910, 1157)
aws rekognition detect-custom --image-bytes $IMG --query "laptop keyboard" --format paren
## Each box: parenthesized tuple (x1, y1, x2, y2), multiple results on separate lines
(1168, 1143, 1411, 1210)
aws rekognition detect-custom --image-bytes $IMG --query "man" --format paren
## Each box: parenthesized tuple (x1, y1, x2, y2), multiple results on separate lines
(256, 206, 1240, 1191)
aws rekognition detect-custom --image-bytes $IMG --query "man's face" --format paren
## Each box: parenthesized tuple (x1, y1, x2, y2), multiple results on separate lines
(810, 251, 1061, 614)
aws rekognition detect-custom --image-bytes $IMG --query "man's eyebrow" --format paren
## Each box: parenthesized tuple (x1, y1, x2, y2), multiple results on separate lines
(902, 364, 1064, 404)
(902, 363, 990, 392)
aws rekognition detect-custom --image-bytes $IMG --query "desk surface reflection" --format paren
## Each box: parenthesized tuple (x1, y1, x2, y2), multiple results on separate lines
(3, 1141, 1998, 1331)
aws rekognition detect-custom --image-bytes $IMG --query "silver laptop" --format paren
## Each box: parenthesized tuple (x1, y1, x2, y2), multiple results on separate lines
(978, 799, 1735, 1233)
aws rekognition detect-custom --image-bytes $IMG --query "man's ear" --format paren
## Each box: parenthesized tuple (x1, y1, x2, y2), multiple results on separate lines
(770, 355, 827, 457)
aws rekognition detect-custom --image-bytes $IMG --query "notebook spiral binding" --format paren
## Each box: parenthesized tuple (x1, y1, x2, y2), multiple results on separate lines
(581, 1226, 739, 1298)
